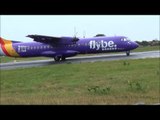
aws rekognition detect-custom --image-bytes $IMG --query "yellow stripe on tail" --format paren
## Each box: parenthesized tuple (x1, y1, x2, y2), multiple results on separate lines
(0, 37, 19, 57)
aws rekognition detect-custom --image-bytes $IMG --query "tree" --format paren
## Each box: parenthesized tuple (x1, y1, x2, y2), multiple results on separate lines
(141, 41, 149, 46)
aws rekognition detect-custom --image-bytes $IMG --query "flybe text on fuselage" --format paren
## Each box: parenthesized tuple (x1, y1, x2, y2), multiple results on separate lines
(89, 40, 117, 51)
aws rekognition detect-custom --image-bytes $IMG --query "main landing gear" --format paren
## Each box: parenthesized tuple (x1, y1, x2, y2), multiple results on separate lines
(54, 56, 66, 62)
(126, 51, 130, 56)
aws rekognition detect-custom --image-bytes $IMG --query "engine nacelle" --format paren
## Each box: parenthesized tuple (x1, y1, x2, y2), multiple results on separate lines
(59, 37, 79, 45)
(63, 50, 79, 57)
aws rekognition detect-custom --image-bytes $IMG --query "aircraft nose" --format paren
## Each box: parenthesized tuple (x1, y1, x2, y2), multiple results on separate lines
(127, 41, 139, 50)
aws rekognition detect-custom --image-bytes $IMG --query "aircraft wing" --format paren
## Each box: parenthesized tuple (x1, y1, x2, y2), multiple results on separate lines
(27, 35, 61, 43)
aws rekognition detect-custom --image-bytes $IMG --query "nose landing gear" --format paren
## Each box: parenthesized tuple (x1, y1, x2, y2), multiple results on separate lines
(126, 51, 130, 56)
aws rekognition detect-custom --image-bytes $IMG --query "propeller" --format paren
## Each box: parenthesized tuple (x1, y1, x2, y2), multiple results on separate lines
(72, 27, 79, 42)
(83, 30, 86, 38)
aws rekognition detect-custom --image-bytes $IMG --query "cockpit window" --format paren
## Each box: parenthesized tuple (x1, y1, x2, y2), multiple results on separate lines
(121, 38, 126, 41)
(124, 38, 127, 41)
(121, 37, 131, 42)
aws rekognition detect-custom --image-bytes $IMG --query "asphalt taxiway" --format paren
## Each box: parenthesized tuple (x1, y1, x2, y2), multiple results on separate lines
(0, 50, 159, 70)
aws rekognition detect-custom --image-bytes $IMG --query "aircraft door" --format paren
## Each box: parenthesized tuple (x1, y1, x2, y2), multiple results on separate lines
(18, 46, 27, 53)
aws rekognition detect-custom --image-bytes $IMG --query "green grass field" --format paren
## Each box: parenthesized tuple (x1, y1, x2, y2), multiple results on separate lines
(132, 45, 159, 52)
(0, 58, 159, 104)
(0, 45, 159, 63)
(0, 56, 49, 63)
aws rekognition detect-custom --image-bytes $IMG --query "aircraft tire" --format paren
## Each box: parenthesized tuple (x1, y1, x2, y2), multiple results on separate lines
(61, 56, 66, 61)
(126, 51, 130, 56)
(54, 56, 61, 61)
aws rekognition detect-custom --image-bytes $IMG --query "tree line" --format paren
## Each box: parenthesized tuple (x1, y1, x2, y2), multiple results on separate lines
(135, 40, 160, 46)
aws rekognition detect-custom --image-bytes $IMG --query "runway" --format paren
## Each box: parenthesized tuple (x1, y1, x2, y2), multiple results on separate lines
(0, 50, 159, 70)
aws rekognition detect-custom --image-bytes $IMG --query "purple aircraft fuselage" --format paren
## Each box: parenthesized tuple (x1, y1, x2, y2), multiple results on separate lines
(0, 35, 139, 61)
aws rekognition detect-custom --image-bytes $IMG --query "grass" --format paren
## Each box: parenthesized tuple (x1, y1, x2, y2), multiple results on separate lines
(0, 58, 159, 104)
(0, 56, 49, 63)
(0, 45, 159, 63)
(132, 45, 159, 52)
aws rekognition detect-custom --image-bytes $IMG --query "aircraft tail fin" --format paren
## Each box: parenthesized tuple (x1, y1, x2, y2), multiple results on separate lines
(0, 37, 22, 45)
(0, 37, 20, 57)
(0, 37, 11, 45)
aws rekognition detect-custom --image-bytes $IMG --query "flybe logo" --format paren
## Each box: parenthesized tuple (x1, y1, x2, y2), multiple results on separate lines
(89, 40, 117, 51)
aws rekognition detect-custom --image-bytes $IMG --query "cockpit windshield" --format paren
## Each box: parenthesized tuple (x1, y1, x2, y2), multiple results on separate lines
(121, 37, 131, 42)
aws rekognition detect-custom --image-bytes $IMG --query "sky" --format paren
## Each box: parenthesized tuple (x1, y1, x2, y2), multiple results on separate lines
(0, 15, 159, 42)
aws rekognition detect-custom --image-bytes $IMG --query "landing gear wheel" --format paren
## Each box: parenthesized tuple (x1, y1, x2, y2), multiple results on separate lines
(61, 56, 66, 61)
(54, 56, 61, 62)
(126, 51, 130, 56)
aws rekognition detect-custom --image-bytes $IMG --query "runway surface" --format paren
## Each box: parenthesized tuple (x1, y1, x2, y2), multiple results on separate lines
(0, 50, 159, 70)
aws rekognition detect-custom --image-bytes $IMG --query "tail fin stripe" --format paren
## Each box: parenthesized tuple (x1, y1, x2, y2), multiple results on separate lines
(0, 38, 11, 56)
